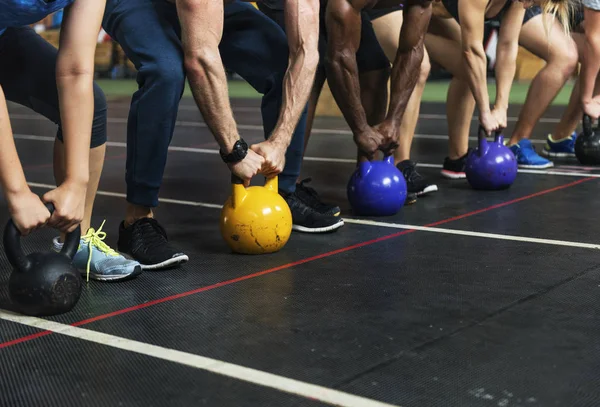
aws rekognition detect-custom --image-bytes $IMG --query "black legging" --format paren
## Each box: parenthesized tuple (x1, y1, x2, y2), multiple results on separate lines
(0, 26, 107, 148)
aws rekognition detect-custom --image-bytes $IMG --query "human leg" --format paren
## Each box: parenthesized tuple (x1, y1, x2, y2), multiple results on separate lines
(424, 16, 475, 178)
(541, 28, 587, 158)
(371, 9, 437, 196)
(103, 0, 189, 268)
(507, 10, 579, 168)
(0, 26, 141, 281)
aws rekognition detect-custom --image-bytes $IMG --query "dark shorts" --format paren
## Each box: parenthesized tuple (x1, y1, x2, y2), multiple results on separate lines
(365, 5, 403, 20)
(0, 26, 107, 148)
(258, 2, 390, 73)
(571, 6, 585, 29)
(441, 0, 540, 25)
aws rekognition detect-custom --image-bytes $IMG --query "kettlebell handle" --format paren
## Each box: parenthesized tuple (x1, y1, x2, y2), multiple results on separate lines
(3, 202, 81, 273)
(583, 114, 595, 137)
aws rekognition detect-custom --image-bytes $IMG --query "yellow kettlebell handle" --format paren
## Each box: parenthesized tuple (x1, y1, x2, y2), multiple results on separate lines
(231, 174, 278, 208)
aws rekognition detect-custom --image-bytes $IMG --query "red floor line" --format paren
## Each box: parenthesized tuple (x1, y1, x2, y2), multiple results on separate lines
(0, 177, 594, 349)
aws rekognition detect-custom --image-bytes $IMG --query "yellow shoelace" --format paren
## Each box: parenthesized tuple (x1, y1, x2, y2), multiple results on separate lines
(82, 220, 119, 282)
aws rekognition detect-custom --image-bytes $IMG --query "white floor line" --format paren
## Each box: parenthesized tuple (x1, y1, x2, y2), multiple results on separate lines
(25, 182, 600, 250)
(0, 310, 399, 407)
(16, 134, 597, 178)
(9, 113, 548, 143)
(342, 219, 600, 250)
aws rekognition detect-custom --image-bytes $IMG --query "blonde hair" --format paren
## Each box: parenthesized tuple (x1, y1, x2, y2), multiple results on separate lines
(541, 0, 575, 36)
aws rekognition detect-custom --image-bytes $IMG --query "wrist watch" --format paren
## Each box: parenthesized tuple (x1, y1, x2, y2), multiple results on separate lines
(220, 138, 248, 163)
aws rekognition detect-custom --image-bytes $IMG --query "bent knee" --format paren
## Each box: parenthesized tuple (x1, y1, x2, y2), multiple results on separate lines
(142, 58, 186, 93)
(548, 43, 579, 77)
(419, 52, 431, 85)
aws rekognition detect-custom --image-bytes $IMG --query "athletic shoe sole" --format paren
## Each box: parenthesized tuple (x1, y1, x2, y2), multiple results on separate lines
(139, 254, 190, 270)
(441, 170, 466, 179)
(79, 264, 143, 282)
(517, 162, 554, 169)
(416, 184, 438, 196)
(540, 149, 576, 158)
(292, 218, 345, 233)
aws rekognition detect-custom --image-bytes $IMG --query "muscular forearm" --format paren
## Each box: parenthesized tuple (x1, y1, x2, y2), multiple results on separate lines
(185, 51, 240, 152)
(269, 0, 319, 147)
(270, 44, 318, 147)
(384, 45, 423, 129)
(56, 68, 93, 185)
(494, 43, 517, 109)
(326, 53, 369, 134)
(0, 86, 29, 197)
(463, 43, 490, 115)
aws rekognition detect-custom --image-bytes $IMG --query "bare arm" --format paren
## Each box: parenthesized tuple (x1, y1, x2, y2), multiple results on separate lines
(268, 0, 320, 147)
(325, 0, 369, 134)
(457, 0, 490, 118)
(41, 0, 107, 232)
(581, 6, 600, 111)
(382, 0, 432, 131)
(56, 0, 107, 186)
(0, 86, 28, 197)
(494, 2, 522, 112)
(177, 0, 239, 153)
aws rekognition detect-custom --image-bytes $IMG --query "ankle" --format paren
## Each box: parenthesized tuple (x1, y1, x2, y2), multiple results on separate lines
(125, 205, 153, 227)
(549, 132, 574, 142)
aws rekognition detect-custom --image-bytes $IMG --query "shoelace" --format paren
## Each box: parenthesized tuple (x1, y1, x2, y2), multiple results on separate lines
(131, 218, 168, 253)
(81, 220, 119, 282)
(401, 164, 423, 184)
(297, 178, 322, 203)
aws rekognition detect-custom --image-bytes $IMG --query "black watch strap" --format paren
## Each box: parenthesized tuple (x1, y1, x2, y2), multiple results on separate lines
(220, 138, 248, 163)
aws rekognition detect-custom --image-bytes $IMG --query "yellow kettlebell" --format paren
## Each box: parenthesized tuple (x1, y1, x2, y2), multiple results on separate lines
(220, 174, 293, 254)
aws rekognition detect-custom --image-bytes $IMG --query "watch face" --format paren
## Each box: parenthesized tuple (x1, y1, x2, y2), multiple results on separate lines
(221, 139, 247, 163)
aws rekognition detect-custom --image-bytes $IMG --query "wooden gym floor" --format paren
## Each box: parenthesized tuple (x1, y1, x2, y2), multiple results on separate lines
(1, 95, 599, 407)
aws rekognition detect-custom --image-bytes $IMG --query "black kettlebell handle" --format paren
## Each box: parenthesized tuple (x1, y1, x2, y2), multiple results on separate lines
(583, 114, 596, 137)
(3, 202, 81, 274)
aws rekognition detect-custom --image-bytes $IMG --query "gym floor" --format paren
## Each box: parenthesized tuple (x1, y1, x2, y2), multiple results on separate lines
(1, 95, 599, 407)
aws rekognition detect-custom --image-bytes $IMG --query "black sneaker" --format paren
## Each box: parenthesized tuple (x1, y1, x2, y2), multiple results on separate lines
(396, 160, 438, 196)
(294, 178, 340, 216)
(117, 218, 189, 270)
(441, 149, 472, 179)
(405, 192, 417, 205)
(283, 192, 344, 233)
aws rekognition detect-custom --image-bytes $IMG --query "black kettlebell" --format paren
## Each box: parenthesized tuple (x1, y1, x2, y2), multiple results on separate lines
(4, 203, 82, 316)
(575, 114, 600, 165)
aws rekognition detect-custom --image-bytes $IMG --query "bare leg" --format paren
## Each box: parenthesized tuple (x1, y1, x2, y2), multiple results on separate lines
(54, 139, 105, 240)
(125, 203, 154, 227)
(550, 32, 585, 140)
(446, 77, 475, 159)
(424, 16, 474, 160)
(508, 15, 579, 145)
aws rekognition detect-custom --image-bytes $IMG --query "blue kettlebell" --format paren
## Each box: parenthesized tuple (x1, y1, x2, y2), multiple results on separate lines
(465, 126, 518, 190)
(347, 155, 407, 216)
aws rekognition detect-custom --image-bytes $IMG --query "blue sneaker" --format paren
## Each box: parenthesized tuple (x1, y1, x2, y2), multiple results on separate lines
(508, 139, 554, 169)
(53, 221, 142, 282)
(541, 132, 577, 158)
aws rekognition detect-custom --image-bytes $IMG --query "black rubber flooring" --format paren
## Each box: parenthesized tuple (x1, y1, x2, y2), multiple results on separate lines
(1, 95, 599, 407)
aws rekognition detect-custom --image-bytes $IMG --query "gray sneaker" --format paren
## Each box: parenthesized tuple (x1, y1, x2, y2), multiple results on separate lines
(53, 221, 142, 282)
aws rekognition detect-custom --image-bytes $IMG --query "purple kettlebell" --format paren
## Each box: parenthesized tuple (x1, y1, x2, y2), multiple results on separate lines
(465, 126, 518, 190)
(347, 155, 407, 216)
